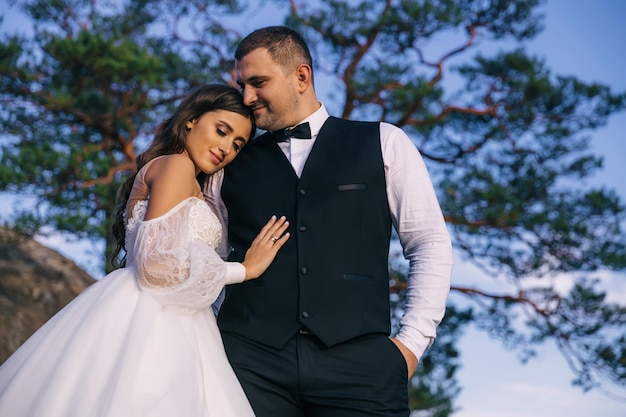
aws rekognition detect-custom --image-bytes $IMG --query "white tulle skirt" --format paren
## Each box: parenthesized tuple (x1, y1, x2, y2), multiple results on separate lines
(0, 267, 254, 417)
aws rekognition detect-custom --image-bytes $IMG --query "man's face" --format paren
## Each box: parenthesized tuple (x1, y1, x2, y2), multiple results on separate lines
(236, 48, 300, 132)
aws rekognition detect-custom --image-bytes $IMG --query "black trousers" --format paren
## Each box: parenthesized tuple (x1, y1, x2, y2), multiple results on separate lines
(221, 331, 409, 417)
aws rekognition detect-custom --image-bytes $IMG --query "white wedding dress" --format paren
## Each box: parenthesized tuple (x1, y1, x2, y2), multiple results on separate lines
(0, 162, 254, 416)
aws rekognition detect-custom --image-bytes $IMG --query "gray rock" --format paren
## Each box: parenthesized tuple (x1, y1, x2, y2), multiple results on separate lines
(0, 227, 96, 364)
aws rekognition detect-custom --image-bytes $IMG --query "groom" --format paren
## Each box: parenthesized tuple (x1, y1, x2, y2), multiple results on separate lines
(206, 26, 453, 416)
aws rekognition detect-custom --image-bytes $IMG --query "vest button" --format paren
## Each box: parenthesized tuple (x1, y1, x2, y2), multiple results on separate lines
(299, 189, 306, 196)
(301, 311, 309, 318)
(299, 225, 307, 232)
(300, 267, 307, 274)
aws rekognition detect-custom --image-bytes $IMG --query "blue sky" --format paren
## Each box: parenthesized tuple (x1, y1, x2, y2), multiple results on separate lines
(1, 1, 625, 416)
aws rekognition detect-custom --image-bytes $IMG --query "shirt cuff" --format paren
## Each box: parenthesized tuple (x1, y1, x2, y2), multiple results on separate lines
(395, 328, 434, 366)
(224, 262, 246, 285)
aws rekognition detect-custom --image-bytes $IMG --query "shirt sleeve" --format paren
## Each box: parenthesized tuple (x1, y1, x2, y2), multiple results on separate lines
(380, 122, 453, 364)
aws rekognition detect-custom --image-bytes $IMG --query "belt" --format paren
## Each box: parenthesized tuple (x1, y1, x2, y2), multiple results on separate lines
(298, 327, 315, 335)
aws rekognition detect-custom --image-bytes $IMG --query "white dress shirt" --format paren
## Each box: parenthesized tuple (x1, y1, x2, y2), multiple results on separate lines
(205, 104, 453, 362)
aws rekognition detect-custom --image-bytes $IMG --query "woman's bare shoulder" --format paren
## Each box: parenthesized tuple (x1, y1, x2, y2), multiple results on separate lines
(146, 153, 194, 175)
(142, 154, 198, 220)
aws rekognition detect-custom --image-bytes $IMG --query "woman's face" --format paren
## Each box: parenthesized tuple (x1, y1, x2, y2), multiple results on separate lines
(184, 109, 251, 175)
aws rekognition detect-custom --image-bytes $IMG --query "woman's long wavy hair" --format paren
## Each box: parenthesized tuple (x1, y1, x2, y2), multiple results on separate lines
(109, 84, 255, 268)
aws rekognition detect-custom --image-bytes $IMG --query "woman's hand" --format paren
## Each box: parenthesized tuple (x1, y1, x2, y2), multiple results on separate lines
(241, 216, 290, 280)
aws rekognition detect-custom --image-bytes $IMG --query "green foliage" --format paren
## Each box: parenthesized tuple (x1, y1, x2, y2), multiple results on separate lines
(2, 0, 626, 413)
(0, 0, 247, 270)
(439, 50, 626, 277)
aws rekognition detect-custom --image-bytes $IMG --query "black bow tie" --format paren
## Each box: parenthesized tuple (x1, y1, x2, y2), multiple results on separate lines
(272, 122, 312, 143)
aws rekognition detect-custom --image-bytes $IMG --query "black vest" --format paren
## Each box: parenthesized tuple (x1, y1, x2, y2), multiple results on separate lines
(219, 117, 392, 348)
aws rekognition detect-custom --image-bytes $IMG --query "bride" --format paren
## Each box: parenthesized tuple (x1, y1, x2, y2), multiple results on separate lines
(0, 84, 289, 416)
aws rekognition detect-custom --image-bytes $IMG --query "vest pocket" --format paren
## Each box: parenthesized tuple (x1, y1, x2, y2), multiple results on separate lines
(343, 273, 374, 281)
(337, 183, 367, 191)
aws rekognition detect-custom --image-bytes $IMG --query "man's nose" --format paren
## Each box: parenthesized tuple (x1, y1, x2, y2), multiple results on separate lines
(242, 86, 256, 106)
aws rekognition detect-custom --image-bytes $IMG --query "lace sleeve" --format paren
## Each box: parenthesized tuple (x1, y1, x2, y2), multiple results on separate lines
(129, 198, 227, 313)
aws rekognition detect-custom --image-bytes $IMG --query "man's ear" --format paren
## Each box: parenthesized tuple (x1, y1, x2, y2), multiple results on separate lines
(295, 64, 313, 92)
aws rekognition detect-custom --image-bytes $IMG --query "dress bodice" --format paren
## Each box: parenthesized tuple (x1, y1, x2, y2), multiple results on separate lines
(125, 197, 223, 258)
